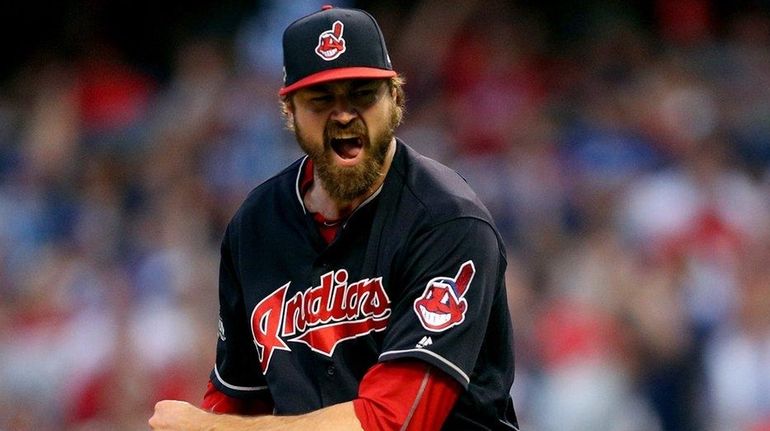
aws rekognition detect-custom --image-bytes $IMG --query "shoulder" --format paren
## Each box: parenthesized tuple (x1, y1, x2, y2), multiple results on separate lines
(391, 141, 496, 228)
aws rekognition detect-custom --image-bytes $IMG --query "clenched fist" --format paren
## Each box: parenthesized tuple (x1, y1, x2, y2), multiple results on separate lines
(149, 400, 210, 430)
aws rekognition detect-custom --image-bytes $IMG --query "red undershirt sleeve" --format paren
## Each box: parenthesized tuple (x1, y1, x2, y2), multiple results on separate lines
(353, 360, 462, 431)
(201, 380, 273, 416)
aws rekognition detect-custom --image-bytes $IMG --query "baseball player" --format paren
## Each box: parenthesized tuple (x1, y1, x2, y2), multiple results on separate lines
(150, 5, 519, 430)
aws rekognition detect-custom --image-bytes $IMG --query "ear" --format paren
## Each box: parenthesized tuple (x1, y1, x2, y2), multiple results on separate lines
(283, 99, 296, 120)
(281, 97, 296, 131)
(281, 95, 295, 113)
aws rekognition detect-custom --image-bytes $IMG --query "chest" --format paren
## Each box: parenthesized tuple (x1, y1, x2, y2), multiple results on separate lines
(242, 242, 397, 411)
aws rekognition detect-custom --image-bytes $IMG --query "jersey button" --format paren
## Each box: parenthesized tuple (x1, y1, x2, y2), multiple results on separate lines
(326, 364, 336, 376)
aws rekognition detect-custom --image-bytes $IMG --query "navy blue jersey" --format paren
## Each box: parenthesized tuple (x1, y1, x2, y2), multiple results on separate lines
(210, 140, 518, 430)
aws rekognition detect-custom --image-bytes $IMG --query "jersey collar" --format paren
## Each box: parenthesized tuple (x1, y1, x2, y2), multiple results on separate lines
(294, 155, 386, 219)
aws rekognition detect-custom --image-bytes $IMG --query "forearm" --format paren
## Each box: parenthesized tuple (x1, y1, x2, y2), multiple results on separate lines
(251, 402, 363, 430)
(150, 400, 363, 431)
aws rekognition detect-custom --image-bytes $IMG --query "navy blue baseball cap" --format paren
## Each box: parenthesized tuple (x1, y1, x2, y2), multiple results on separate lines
(279, 5, 397, 96)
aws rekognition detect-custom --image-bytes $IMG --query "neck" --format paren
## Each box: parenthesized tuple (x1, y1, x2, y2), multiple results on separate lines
(305, 138, 396, 221)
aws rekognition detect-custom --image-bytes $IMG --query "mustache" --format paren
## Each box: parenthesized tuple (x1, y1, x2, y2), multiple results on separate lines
(324, 119, 368, 141)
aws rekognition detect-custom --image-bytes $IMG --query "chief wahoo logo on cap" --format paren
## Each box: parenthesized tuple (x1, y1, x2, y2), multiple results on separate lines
(316, 20, 346, 61)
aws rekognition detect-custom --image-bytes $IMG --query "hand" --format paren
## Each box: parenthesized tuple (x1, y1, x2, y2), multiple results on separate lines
(149, 400, 210, 431)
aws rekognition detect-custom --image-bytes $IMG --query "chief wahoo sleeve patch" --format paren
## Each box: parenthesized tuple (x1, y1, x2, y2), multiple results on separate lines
(413, 260, 475, 332)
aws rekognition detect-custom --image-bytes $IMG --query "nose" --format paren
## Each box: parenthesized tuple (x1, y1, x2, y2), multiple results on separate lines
(329, 96, 358, 125)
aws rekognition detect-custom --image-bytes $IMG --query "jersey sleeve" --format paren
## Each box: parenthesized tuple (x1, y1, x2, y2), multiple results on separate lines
(379, 218, 506, 388)
(353, 361, 461, 431)
(209, 224, 272, 401)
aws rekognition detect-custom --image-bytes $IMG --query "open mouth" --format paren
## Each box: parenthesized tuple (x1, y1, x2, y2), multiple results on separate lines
(330, 137, 364, 161)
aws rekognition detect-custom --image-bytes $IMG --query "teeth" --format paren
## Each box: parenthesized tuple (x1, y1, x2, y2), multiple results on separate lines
(419, 305, 451, 327)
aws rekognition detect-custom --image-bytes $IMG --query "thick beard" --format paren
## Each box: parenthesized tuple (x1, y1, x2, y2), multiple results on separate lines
(295, 106, 399, 203)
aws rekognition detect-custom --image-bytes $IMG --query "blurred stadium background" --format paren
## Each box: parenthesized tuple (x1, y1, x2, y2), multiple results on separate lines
(1, 0, 770, 430)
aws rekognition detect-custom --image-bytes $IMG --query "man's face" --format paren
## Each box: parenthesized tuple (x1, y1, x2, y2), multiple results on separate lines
(291, 79, 399, 202)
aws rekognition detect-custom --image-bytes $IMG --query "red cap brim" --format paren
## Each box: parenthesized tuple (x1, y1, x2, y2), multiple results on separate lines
(279, 67, 397, 96)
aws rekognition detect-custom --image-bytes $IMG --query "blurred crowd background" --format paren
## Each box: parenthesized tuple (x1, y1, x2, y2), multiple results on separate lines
(1, 0, 770, 430)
